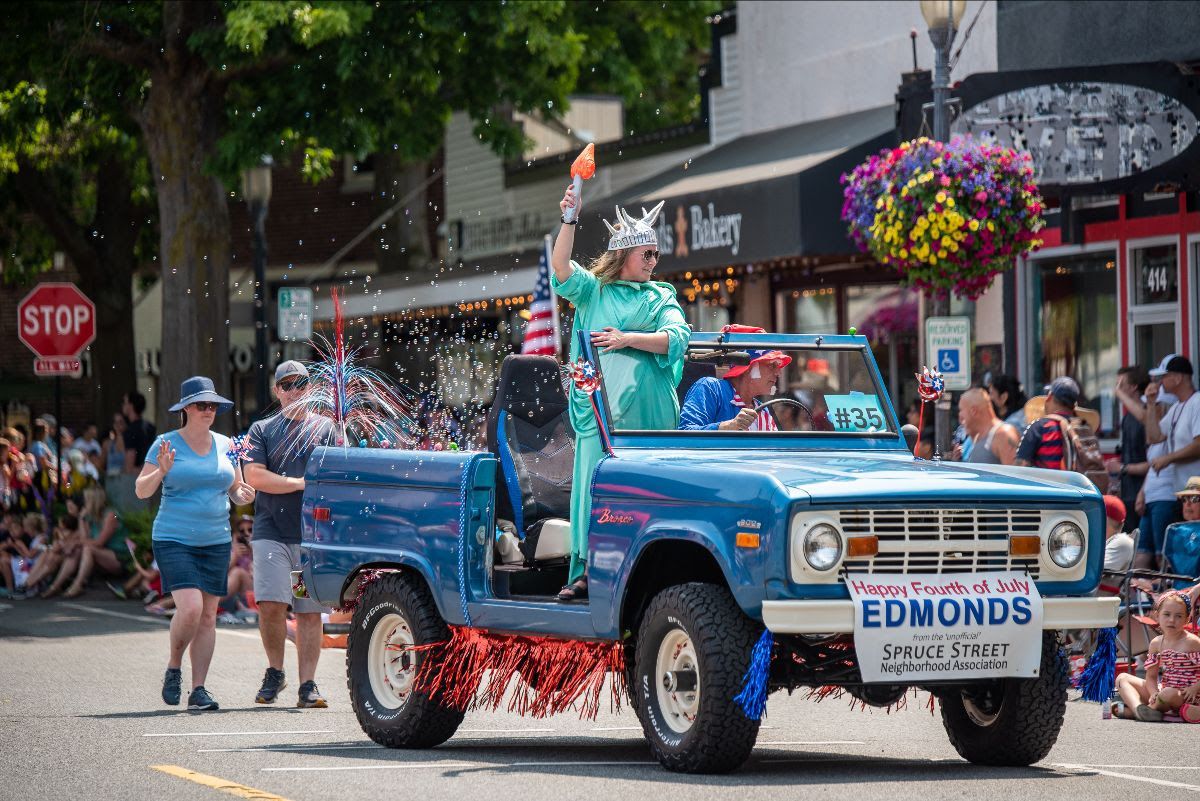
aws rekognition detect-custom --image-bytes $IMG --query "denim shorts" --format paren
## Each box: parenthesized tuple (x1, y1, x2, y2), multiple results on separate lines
(1138, 500, 1181, 555)
(154, 539, 232, 596)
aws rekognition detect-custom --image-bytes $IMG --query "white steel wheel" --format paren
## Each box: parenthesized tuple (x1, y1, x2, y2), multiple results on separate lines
(367, 612, 416, 710)
(654, 628, 700, 734)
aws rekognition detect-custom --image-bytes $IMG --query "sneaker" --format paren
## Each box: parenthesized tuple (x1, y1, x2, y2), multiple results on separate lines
(216, 611, 239, 625)
(105, 581, 127, 600)
(297, 680, 328, 709)
(162, 668, 182, 705)
(255, 667, 287, 704)
(187, 686, 219, 711)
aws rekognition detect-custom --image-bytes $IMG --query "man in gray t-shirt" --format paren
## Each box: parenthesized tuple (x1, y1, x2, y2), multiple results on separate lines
(243, 361, 335, 708)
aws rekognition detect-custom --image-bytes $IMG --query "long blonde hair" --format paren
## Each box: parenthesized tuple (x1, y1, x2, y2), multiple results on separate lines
(588, 248, 631, 284)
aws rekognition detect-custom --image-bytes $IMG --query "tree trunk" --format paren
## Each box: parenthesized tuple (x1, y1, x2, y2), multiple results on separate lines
(139, 65, 231, 428)
(373, 152, 433, 274)
(80, 153, 139, 425)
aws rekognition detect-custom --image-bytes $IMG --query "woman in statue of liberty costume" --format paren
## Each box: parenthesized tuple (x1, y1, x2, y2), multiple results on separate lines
(550, 185, 689, 602)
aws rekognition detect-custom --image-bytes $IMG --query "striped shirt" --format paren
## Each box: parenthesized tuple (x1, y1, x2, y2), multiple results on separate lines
(1144, 648, 1200, 689)
(1015, 417, 1066, 469)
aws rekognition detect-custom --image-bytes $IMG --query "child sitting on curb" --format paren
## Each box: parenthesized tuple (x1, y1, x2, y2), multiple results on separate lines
(1113, 591, 1200, 722)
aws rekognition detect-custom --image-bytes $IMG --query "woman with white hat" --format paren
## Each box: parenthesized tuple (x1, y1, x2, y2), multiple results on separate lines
(551, 186, 690, 601)
(135, 376, 255, 711)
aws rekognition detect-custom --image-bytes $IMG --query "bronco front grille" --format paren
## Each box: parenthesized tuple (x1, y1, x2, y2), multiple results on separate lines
(838, 508, 1042, 579)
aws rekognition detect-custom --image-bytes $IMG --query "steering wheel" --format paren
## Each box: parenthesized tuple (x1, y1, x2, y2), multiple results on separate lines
(753, 397, 813, 428)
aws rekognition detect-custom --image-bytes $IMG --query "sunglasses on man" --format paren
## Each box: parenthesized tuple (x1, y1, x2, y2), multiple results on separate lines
(277, 378, 307, 391)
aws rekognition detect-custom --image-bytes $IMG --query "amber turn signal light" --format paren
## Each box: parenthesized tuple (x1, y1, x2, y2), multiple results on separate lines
(736, 532, 760, 548)
(846, 535, 878, 558)
(1009, 535, 1041, 556)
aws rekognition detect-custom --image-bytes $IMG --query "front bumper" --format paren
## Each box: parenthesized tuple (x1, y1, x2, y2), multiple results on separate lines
(762, 596, 1119, 635)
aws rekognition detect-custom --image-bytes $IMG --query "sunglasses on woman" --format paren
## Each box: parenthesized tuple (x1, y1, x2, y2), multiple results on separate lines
(1183, 496, 1200, 505)
(191, 402, 219, 412)
(641, 250, 661, 262)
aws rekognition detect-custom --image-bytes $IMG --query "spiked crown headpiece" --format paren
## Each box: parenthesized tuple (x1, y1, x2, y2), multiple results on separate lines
(603, 200, 665, 251)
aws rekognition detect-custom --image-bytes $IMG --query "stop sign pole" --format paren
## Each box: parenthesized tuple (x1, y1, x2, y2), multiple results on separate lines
(17, 283, 98, 496)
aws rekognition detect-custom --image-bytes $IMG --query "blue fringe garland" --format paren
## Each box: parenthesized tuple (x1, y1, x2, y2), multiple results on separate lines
(1074, 627, 1118, 703)
(734, 628, 774, 720)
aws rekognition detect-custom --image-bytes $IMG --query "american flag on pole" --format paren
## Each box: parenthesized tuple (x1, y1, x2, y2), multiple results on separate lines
(522, 235, 560, 356)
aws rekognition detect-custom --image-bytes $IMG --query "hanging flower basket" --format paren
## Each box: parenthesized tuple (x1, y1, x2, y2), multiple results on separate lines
(840, 136, 1045, 300)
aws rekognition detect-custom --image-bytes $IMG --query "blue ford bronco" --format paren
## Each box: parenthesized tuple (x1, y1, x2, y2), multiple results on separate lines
(299, 330, 1117, 774)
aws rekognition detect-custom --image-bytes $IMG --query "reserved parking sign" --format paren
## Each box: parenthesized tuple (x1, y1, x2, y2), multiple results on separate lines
(846, 572, 1044, 683)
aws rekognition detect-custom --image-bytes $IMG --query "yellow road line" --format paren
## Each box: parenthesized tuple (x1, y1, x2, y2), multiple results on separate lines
(151, 765, 294, 801)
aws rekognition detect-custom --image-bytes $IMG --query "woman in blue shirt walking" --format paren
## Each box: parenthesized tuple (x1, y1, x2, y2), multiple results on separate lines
(136, 377, 255, 711)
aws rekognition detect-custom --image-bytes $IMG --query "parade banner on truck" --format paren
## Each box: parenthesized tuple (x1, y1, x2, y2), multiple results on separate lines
(846, 572, 1044, 683)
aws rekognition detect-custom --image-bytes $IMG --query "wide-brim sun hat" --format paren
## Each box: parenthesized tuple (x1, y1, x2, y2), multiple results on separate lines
(1176, 475, 1200, 498)
(168, 376, 234, 414)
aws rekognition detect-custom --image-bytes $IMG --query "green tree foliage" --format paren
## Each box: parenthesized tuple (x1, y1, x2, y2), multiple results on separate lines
(0, 81, 154, 419)
(2, 1, 718, 420)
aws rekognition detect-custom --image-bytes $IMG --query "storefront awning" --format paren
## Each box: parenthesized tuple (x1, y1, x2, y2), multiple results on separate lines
(583, 105, 895, 273)
(316, 261, 540, 320)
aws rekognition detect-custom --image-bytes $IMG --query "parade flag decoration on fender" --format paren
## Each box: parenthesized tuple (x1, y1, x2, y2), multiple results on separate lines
(565, 356, 613, 456)
(562, 143, 595, 224)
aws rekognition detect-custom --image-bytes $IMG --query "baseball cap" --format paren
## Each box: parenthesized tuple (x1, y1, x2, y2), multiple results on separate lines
(274, 360, 310, 383)
(1149, 353, 1194, 378)
(1047, 376, 1080, 407)
(1103, 495, 1126, 524)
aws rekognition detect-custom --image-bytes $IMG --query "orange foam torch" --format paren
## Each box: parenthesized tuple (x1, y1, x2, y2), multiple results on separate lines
(563, 143, 596, 223)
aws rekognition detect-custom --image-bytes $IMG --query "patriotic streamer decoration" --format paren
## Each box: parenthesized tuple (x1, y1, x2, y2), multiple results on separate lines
(912, 366, 944, 459)
(734, 629, 774, 719)
(409, 626, 626, 720)
(1074, 627, 1118, 704)
(565, 357, 613, 455)
(282, 288, 415, 456)
(562, 143, 595, 224)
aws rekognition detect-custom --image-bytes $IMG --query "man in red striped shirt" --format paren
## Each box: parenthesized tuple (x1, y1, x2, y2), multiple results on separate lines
(1015, 376, 1079, 469)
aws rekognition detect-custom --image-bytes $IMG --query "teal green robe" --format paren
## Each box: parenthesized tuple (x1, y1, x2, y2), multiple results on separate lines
(551, 260, 690, 582)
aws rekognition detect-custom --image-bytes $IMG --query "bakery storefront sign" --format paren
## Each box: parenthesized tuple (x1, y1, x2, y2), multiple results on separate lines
(592, 175, 801, 273)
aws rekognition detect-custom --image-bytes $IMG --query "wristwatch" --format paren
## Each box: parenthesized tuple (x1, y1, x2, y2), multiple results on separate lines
(560, 215, 577, 226)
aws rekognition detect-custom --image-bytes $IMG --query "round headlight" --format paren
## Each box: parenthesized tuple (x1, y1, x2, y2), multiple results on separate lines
(802, 523, 843, 571)
(1047, 521, 1084, 568)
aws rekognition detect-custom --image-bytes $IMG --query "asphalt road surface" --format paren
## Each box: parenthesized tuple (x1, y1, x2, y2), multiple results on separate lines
(2, 595, 1196, 801)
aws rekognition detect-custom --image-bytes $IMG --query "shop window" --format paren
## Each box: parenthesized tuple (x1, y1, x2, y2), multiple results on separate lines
(684, 299, 730, 332)
(1128, 243, 1180, 386)
(846, 285, 921, 415)
(790, 287, 838, 334)
(1028, 251, 1119, 436)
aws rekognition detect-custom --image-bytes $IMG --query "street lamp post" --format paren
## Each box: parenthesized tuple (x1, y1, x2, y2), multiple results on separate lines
(241, 156, 274, 418)
(919, 0, 966, 455)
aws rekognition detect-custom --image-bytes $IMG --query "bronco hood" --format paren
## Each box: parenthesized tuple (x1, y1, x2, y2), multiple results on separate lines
(695, 451, 1095, 504)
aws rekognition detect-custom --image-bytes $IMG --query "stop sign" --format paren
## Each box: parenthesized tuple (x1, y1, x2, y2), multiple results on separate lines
(17, 282, 97, 358)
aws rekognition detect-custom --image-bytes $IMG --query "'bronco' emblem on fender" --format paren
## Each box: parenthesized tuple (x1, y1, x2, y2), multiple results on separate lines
(596, 508, 634, 525)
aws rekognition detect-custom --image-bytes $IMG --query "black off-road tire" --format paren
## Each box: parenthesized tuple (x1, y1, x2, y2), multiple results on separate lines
(633, 582, 761, 774)
(346, 572, 464, 748)
(939, 632, 1068, 766)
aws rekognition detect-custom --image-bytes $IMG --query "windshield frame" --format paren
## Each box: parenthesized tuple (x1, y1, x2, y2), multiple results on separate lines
(583, 330, 906, 445)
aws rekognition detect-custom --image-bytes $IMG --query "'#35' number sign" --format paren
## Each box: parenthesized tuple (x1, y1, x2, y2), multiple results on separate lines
(825, 393, 886, 432)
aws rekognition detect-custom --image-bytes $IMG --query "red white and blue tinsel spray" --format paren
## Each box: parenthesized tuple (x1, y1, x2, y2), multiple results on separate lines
(1073, 627, 1118, 703)
(734, 628, 774, 720)
(282, 288, 415, 455)
(912, 366, 944, 459)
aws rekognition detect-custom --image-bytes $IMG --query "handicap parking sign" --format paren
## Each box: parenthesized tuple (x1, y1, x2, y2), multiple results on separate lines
(925, 317, 971, 391)
(937, 348, 959, 373)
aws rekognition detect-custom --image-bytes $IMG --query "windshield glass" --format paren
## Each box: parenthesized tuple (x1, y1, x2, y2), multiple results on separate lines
(603, 343, 897, 435)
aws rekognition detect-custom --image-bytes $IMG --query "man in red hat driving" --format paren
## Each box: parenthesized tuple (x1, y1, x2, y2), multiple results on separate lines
(679, 341, 792, 431)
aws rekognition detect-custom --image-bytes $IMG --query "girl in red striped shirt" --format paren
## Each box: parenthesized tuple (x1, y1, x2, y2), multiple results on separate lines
(1114, 591, 1200, 722)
